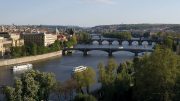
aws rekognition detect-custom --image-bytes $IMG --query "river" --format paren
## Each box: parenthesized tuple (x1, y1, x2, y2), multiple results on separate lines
(0, 43, 154, 86)
(0, 43, 154, 100)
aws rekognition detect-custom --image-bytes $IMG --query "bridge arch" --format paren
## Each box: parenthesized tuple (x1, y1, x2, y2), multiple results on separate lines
(92, 40, 99, 45)
(102, 40, 109, 45)
(112, 40, 119, 45)
(152, 42, 156, 46)
(122, 41, 129, 46)
(142, 41, 148, 46)
(132, 41, 139, 46)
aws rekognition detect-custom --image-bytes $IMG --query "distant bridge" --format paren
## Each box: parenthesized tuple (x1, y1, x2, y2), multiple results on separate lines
(90, 34, 180, 45)
(62, 47, 154, 57)
(91, 38, 162, 46)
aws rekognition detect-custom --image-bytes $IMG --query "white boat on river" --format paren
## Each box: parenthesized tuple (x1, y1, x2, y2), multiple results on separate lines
(72, 66, 87, 73)
(12, 64, 33, 72)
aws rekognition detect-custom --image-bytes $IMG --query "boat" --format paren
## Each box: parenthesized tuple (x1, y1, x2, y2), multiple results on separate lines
(12, 64, 33, 72)
(72, 66, 87, 73)
(118, 46, 123, 49)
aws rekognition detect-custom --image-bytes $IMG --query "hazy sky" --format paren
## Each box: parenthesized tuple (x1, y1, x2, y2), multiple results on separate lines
(0, 0, 180, 27)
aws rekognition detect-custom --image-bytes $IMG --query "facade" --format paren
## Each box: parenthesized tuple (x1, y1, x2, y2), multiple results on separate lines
(44, 33, 57, 46)
(0, 32, 24, 47)
(21, 33, 57, 46)
(0, 37, 5, 56)
(0, 32, 11, 38)
(0, 32, 24, 57)
(57, 34, 67, 42)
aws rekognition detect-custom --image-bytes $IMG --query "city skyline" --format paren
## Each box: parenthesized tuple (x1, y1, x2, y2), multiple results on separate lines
(0, 0, 180, 27)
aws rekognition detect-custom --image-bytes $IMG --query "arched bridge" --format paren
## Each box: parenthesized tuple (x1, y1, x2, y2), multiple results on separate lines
(91, 39, 162, 46)
(62, 47, 154, 57)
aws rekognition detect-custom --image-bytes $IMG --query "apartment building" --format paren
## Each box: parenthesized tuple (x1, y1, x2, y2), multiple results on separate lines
(0, 32, 24, 47)
(21, 33, 57, 46)
(0, 37, 5, 56)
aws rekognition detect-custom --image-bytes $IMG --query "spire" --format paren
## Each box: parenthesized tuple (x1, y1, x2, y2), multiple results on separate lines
(56, 27, 60, 35)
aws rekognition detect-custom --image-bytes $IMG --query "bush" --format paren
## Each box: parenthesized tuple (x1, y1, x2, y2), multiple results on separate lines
(74, 94, 97, 101)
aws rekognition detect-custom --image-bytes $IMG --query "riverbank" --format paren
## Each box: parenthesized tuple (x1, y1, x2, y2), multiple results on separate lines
(0, 51, 62, 67)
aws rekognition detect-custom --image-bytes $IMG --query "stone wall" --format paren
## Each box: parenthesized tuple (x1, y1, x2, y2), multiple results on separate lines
(0, 51, 62, 67)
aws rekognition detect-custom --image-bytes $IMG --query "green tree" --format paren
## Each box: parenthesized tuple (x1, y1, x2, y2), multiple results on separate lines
(72, 67, 96, 94)
(97, 59, 134, 101)
(31, 43, 37, 55)
(3, 70, 56, 101)
(133, 46, 178, 101)
(76, 32, 91, 44)
(103, 32, 132, 40)
(74, 94, 97, 101)
(163, 36, 173, 49)
(3, 87, 15, 101)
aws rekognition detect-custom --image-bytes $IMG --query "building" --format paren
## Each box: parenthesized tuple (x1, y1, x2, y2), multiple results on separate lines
(21, 33, 57, 46)
(0, 37, 5, 56)
(57, 34, 67, 42)
(0, 32, 11, 38)
(0, 32, 24, 47)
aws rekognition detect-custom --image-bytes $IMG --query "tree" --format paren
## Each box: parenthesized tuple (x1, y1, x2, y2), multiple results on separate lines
(133, 46, 179, 101)
(76, 32, 91, 44)
(3, 87, 15, 101)
(3, 70, 56, 101)
(31, 43, 37, 55)
(72, 67, 96, 94)
(103, 32, 132, 40)
(97, 59, 135, 101)
(74, 94, 97, 101)
(163, 36, 173, 49)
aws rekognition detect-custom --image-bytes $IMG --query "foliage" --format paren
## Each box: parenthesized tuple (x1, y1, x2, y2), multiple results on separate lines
(74, 94, 97, 101)
(103, 32, 132, 40)
(72, 67, 96, 94)
(97, 59, 133, 101)
(76, 32, 91, 44)
(133, 46, 179, 101)
(163, 36, 173, 49)
(53, 79, 77, 101)
(64, 35, 77, 48)
(10, 40, 64, 58)
(3, 70, 56, 101)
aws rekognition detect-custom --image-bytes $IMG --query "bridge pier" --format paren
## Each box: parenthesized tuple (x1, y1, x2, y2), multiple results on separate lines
(148, 41, 152, 46)
(109, 41, 113, 45)
(108, 52, 113, 57)
(134, 52, 138, 57)
(129, 42, 132, 46)
(62, 50, 66, 56)
(83, 51, 88, 56)
(118, 41, 122, 45)
(138, 41, 142, 46)
(98, 41, 102, 45)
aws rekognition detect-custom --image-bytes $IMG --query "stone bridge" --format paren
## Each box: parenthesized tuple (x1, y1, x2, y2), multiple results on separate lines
(91, 39, 162, 46)
(62, 47, 154, 57)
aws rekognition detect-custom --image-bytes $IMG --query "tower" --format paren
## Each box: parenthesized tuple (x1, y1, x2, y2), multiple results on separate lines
(56, 27, 60, 35)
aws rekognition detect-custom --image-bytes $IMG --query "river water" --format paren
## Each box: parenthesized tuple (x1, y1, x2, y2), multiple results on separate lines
(0, 43, 154, 87)
(0, 43, 154, 100)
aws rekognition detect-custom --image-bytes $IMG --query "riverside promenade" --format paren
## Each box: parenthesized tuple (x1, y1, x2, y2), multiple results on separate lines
(0, 51, 62, 67)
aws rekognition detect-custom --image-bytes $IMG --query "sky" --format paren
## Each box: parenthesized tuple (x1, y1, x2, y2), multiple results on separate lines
(0, 0, 180, 27)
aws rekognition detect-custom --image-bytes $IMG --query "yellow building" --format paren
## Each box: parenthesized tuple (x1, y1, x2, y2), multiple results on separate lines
(0, 32, 24, 47)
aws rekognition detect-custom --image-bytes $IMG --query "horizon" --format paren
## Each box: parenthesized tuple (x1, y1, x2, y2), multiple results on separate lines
(1, 23, 180, 28)
(1, 0, 180, 27)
